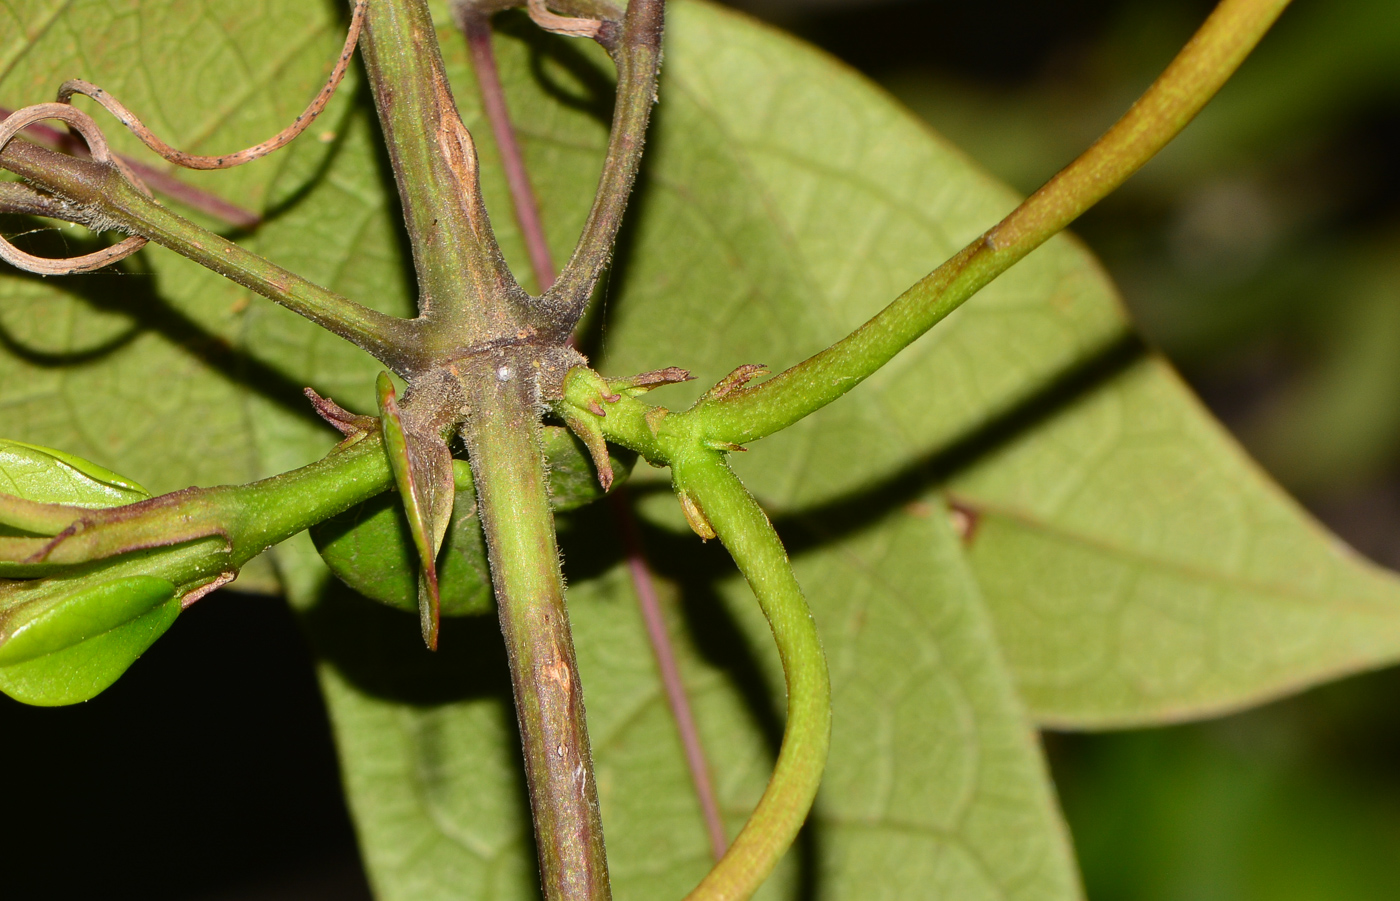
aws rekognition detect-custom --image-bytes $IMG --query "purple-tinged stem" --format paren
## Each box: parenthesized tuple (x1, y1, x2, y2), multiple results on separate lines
(609, 491, 728, 862)
(455, 8, 727, 860)
(458, 6, 557, 293)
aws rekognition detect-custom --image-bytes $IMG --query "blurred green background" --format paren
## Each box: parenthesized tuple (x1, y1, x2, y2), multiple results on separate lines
(732, 0, 1400, 896)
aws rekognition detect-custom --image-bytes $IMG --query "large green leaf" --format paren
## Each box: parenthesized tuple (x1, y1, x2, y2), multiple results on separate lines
(593, 1, 1400, 728)
(4, 0, 1400, 899)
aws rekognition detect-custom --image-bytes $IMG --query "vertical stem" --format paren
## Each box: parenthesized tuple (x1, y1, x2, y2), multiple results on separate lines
(357, 0, 525, 341)
(459, 8, 558, 293)
(461, 353, 611, 901)
(457, 10, 728, 855)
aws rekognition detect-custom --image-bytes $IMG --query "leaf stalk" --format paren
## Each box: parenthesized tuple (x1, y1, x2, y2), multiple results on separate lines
(537, 0, 664, 337)
(669, 450, 830, 901)
(557, 371, 832, 899)
(693, 0, 1293, 444)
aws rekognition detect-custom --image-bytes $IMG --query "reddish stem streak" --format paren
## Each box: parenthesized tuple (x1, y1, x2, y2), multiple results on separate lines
(0, 106, 260, 229)
(459, 11, 728, 860)
(608, 491, 729, 861)
(459, 8, 557, 292)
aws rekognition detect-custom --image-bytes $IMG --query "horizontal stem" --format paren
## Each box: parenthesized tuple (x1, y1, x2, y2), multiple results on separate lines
(697, 0, 1292, 444)
(3, 430, 395, 583)
(221, 432, 395, 566)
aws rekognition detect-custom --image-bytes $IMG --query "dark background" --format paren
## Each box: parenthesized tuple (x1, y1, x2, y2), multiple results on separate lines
(4, 0, 1400, 897)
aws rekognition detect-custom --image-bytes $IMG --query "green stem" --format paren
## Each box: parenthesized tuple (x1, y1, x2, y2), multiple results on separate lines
(0, 139, 418, 370)
(556, 372, 831, 900)
(13, 432, 394, 572)
(220, 432, 395, 567)
(358, 0, 526, 343)
(695, 0, 1292, 445)
(669, 449, 830, 901)
(538, 0, 664, 337)
(461, 353, 611, 901)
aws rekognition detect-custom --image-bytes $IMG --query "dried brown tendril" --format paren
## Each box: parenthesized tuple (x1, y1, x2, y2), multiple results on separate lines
(56, 0, 366, 171)
(526, 0, 605, 39)
(0, 103, 148, 275)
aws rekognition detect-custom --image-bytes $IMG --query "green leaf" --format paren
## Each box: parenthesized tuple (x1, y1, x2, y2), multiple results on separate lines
(593, 2, 1400, 729)
(0, 573, 173, 664)
(0, 438, 150, 506)
(946, 357, 1400, 726)
(544, 427, 638, 512)
(312, 461, 492, 618)
(0, 573, 178, 706)
(0, 438, 150, 538)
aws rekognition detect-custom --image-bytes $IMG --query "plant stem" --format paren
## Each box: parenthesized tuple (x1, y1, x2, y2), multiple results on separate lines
(0, 139, 416, 368)
(669, 450, 829, 901)
(696, 0, 1293, 445)
(461, 352, 611, 901)
(538, 0, 664, 335)
(458, 6, 558, 293)
(222, 436, 392, 560)
(357, 0, 525, 342)
(458, 9, 728, 859)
